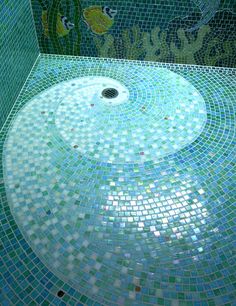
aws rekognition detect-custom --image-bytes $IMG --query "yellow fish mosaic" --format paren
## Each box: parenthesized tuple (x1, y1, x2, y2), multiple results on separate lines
(83, 6, 117, 35)
(42, 11, 74, 38)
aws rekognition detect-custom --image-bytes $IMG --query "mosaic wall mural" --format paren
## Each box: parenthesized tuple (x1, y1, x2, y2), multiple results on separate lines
(31, 1, 236, 67)
(92, 0, 236, 67)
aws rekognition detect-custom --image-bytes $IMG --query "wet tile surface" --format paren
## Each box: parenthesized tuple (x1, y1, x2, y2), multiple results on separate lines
(1, 55, 236, 305)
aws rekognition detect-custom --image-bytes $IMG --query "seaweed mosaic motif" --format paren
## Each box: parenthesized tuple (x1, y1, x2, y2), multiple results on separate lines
(94, 20, 236, 67)
(31, 1, 236, 67)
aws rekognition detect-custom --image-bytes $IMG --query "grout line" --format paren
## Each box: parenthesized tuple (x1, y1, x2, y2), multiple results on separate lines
(0, 53, 41, 135)
(39, 52, 236, 72)
(28, 0, 41, 53)
(1, 51, 235, 137)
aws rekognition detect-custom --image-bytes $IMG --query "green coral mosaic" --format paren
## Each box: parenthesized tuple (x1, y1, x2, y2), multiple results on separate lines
(0, 0, 39, 129)
(1, 54, 236, 305)
(31, 0, 236, 67)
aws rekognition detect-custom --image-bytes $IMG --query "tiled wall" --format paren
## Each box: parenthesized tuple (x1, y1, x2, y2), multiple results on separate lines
(0, 0, 39, 129)
(31, 0, 236, 67)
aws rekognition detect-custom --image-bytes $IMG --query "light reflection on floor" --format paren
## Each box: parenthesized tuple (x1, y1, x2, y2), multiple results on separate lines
(1, 55, 235, 305)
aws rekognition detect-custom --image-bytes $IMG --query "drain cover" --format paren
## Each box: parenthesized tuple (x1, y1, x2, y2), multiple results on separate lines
(102, 88, 119, 99)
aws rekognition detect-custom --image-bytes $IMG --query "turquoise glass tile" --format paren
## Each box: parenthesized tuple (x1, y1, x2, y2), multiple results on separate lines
(0, 54, 235, 305)
(0, 0, 39, 129)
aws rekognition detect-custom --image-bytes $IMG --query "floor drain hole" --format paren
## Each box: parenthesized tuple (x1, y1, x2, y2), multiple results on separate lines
(57, 290, 65, 297)
(102, 88, 119, 99)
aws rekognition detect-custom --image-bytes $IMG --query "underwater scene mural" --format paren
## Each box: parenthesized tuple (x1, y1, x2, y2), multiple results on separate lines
(31, 0, 236, 67)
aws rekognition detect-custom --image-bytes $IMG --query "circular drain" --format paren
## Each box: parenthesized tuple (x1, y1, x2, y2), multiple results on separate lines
(102, 88, 119, 99)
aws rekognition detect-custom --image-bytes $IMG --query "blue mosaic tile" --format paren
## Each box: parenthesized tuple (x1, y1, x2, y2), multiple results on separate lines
(0, 54, 235, 305)
(0, 0, 39, 129)
(31, 1, 236, 67)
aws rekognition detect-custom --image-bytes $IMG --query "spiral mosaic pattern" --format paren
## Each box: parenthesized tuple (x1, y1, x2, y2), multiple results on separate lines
(2, 56, 236, 306)
(55, 72, 206, 163)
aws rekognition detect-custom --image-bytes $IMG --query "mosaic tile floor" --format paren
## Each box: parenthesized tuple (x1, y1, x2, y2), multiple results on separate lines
(1, 55, 236, 306)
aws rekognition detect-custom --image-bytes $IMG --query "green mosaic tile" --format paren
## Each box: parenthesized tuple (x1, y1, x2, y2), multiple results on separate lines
(0, 0, 39, 130)
(0, 54, 235, 305)
(31, 0, 236, 67)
